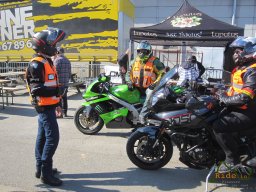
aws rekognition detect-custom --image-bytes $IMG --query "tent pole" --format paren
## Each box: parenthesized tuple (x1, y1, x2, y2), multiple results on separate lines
(232, 0, 237, 25)
(181, 42, 187, 66)
(129, 40, 134, 64)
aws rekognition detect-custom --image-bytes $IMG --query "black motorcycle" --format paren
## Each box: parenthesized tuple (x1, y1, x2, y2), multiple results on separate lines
(126, 79, 256, 190)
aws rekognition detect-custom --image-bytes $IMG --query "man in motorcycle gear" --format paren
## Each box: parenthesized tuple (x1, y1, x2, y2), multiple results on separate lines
(26, 27, 65, 186)
(213, 36, 256, 173)
(126, 40, 165, 124)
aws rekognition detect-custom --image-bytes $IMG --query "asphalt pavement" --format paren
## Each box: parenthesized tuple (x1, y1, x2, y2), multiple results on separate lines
(0, 87, 255, 192)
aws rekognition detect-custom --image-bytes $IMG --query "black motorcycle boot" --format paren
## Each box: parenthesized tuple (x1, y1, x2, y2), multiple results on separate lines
(247, 157, 256, 167)
(41, 175, 62, 186)
(41, 164, 62, 186)
(35, 167, 58, 179)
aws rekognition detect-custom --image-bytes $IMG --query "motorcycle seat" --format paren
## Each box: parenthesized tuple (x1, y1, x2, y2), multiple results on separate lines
(153, 99, 185, 113)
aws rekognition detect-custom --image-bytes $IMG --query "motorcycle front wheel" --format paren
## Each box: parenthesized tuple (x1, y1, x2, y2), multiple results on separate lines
(74, 106, 104, 135)
(126, 131, 173, 170)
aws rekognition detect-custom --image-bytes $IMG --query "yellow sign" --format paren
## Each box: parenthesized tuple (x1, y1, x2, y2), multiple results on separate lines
(0, 0, 118, 62)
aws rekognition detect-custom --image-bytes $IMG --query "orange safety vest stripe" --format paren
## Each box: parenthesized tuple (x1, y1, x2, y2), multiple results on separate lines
(132, 56, 157, 88)
(29, 57, 60, 106)
(227, 63, 256, 109)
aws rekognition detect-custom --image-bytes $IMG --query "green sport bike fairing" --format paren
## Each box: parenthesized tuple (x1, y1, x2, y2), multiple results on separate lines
(74, 74, 144, 135)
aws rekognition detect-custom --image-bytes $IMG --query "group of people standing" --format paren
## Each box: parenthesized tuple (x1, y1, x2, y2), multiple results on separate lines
(25, 27, 256, 187)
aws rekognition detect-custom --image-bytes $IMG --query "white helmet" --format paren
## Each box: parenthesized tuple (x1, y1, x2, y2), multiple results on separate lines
(136, 41, 152, 61)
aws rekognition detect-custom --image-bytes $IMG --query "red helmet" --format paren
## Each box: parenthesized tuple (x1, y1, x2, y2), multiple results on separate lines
(31, 27, 66, 56)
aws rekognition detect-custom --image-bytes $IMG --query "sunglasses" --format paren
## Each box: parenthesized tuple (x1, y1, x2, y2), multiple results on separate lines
(137, 49, 149, 54)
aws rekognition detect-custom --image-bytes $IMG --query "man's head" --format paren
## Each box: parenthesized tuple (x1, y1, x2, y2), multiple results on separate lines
(136, 40, 152, 62)
(31, 27, 66, 56)
(230, 36, 256, 66)
(187, 55, 197, 63)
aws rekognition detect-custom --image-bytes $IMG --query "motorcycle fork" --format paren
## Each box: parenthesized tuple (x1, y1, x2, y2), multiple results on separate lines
(152, 127, 166, 148)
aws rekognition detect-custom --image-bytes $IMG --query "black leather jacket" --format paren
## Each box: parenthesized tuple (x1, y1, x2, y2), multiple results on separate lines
(220, 62, 256, 109)
(26, 54, 60, 110)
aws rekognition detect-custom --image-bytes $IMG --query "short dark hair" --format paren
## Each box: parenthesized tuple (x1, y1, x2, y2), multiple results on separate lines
(190, 55, 197, 62)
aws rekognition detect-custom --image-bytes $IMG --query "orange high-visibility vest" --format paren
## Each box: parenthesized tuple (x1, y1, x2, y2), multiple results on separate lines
(131, 56, 157, 88)
(227, 63, 256, 109)
(28, 57, 60, 106)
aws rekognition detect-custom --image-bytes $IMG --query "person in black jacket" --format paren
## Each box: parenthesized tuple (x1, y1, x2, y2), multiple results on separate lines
(212, 36, 256, 173)
(26, 28, 65, 186)
(189, 55, 205, 79)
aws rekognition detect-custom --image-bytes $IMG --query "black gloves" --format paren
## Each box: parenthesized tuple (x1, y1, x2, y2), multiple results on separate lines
(219, 93, 248, 107)
(148, 83, 156, 90)
(127, 82, 134, 91)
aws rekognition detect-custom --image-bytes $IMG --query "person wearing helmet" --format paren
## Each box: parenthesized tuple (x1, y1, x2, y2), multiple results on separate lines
(26, 27, 65, 186)
(126, 40, 165, 124)
(212, 36, 256, 173)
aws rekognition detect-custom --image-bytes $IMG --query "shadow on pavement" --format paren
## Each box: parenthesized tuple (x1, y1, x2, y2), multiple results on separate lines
(68, 93, 83, 101)
(96, 131, 132, 138)
(36, 167, 208, 192)
(0, 105, 37, 117)
(35, 167, 256, 192)
(0, 116, 8, 120)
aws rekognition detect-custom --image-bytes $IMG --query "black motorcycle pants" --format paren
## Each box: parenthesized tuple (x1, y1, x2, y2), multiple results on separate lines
(212, 109, 256, 164)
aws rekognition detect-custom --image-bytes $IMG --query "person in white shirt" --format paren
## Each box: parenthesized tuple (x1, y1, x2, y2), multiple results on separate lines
(177, 56, 200, 86)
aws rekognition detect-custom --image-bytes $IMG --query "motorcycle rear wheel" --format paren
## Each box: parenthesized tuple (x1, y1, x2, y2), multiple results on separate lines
(74, 106, 104, 135)
(126, 131, 173, 170)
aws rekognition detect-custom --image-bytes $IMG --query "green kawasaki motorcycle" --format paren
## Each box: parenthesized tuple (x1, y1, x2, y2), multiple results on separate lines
(74, 73, 145, 135)
(74, 66, 185, 135)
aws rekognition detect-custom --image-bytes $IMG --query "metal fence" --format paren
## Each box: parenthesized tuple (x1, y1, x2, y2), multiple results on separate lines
(0, 61, 232, 85)
(202, 67, 231, 84)
(0, 61, 117, 85)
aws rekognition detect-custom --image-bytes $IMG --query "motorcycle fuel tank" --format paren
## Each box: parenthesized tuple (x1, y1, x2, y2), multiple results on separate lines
(109, 85, 140, 104)
(155, 109, 196, 125)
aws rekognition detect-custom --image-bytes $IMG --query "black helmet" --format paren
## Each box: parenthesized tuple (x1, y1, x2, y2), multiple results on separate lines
(31, 27, 66, 56)
(230, 36, 256, 65)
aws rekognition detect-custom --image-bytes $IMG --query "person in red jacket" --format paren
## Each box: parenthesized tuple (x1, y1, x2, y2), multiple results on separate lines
(26, 28, 65, 186)
(213, 36, 256, 173)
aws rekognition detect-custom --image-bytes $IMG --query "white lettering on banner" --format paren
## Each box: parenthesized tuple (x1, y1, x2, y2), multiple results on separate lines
(166, 33, 178, 37)
(211, 32, 239, 38)
(166, 31, 202, 38)
(179, 31, 202, 38)
(173, 12, 202, 19)
(133, 31, 158, 37)
(0, 6, 35, 41)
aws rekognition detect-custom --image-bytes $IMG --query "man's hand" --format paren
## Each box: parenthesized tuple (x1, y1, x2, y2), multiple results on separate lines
(127, 82, 134, 91)
(218, 93, 228, 107)
(55, 106, 63, 118)
(148, 83, 156, 90)
(167, 79, 178, 86)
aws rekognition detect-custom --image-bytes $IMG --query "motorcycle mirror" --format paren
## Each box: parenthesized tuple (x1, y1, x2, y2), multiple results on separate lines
(98, 73, 110, 82)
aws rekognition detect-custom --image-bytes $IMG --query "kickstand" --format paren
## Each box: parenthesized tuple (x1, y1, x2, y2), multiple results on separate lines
(205, 164, 217, 192)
